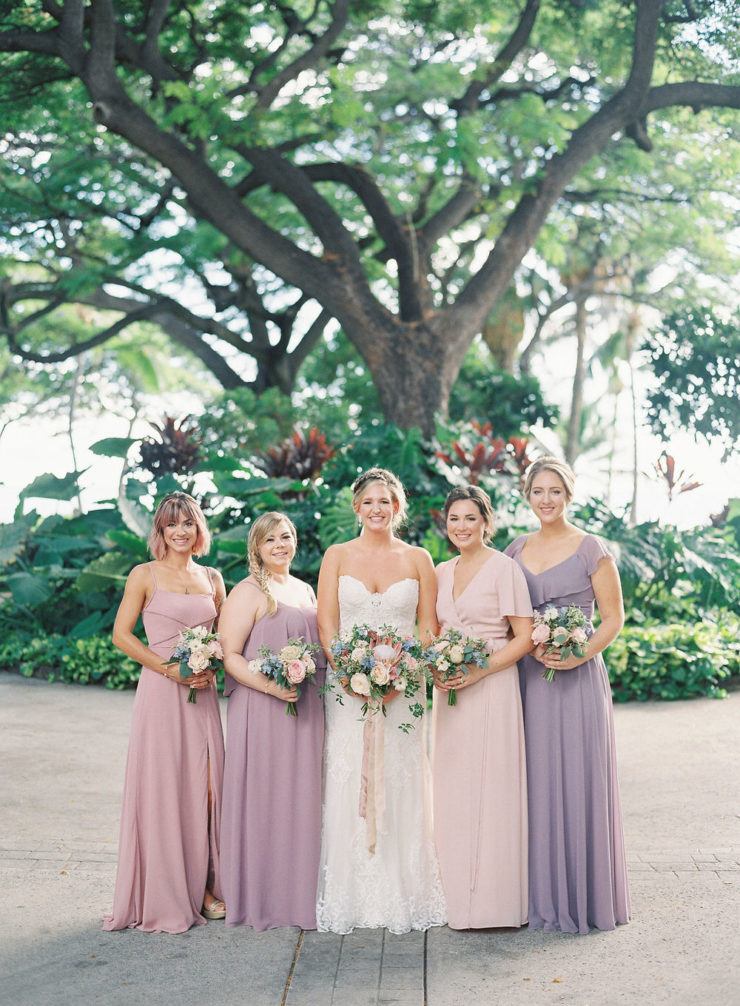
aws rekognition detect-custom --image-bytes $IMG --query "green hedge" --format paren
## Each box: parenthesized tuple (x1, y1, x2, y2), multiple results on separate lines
(0, 632, 139, 689)
(607, 618, 739, 702)
(2, 619, 738, 700)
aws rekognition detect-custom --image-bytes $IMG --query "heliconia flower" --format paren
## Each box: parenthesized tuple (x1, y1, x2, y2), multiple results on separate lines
(531, 623, 551, 644)
(448, 644, 465, 664)
(350, 672, 371, 696)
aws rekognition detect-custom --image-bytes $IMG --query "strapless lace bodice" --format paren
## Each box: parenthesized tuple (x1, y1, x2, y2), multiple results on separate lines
(337, 575, 418, 637)
(317, 574, 446, 934)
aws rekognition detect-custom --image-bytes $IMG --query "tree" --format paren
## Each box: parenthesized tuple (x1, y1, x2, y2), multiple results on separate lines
(1, 1, 738, 433)
(644, 306, 739, 459)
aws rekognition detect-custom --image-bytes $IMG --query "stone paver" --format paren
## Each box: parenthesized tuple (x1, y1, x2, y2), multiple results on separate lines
(1, 674, 739, 1006)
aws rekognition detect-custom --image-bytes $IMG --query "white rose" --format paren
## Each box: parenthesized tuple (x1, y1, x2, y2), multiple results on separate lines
(433, 640, 449, 652)
(350, 672, 371, 696)
(304, 656, 316, 674)
(279, 644, 302, 661)
(448, 644, 465, 665)
(371, 663, 390, 686)
(351, 647, 368, 662)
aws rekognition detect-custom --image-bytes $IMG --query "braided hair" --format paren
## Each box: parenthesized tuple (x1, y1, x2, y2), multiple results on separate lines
(247, 512, 297, 615)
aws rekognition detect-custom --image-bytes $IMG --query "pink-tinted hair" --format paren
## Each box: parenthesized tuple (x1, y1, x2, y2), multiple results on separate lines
(148, 493, 211, 559)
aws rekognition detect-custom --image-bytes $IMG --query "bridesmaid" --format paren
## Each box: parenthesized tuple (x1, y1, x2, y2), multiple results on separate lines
(433, 486, 533, 929)
(219, 512, 325, 930)
(105, 492, 226, 933)
(505, 456, 630, 934)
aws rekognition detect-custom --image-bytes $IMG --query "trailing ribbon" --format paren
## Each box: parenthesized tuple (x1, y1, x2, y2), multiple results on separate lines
(359, 703, 386, 855)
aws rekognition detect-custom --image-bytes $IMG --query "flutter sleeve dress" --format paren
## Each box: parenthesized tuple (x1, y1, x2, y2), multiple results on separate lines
(220, 587, 325, 930)
(104, 565, 224, 934)
(432, 550, 533, 929)
(505, 533, 631, 934)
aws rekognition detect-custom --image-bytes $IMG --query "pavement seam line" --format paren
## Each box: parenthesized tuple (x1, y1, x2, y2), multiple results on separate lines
(423, 929, 428, 1006)
(280, 928, 304, 1006)
(331, 933, 345, 1003)
(376, 926, 386, 1004)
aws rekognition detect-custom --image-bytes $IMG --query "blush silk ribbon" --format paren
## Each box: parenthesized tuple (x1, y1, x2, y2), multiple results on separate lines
(359, 703, 386, 855)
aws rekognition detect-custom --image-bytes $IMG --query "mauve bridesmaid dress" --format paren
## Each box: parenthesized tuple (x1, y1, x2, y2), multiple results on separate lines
(220, 587, 325, 930)
(505, 533, 631, 934)
(104, 565, 224, 934)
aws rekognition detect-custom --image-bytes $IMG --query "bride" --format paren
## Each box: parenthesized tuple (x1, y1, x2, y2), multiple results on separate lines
(316, 468, 446, 933)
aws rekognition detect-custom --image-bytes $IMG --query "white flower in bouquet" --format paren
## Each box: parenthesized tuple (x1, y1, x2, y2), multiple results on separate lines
(350, 672, 372, 696)
(571, 627, 588, 644)
(437, 657, 450, 673)
(448, 644, 465, 665)
(279, 644, 303, 662)
(393, 676, 407, 691)
(371, 663, 391, 686)
(351, 646, 369, 662)
(544, 607, 559, 622)
(372, 643, 398, 662)
(247, 658, 263, 675)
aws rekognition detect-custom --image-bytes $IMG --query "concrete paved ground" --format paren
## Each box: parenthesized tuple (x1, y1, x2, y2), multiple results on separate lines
(1, 674, 738, 1006)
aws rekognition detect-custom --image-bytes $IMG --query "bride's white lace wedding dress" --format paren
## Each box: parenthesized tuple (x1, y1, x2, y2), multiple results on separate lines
(316, 575, 446, 934)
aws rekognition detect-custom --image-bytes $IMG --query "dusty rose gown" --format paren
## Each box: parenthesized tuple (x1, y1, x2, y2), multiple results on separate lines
(104, 565, 224, 934)
(220, 587, 325, 930)
(432, 551, 532, 929)
(505, 533, 630, 933)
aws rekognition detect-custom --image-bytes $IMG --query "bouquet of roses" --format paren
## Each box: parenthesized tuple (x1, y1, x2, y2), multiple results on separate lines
(426, 628, 489, 706)
(247, 639, 318, 716)
(166, 625, 224, 703)
(531, 604, 589, 682)
(329, 624, 428, 730)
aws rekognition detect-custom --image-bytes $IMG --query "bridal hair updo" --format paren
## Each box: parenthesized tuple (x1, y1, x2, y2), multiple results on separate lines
(351, 468, 407, 530)
(148, 492, 211, 560)
(443, 485, 495, 543)
(247, 511, 298, 616)
(522, 456, 576, 503)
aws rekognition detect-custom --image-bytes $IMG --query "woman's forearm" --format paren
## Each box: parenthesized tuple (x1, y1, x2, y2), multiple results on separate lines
(583, 615, 623, 661)
(485, 634, 532, 675)
(224, 652, 271, 692)
(112, 628, 172, 678)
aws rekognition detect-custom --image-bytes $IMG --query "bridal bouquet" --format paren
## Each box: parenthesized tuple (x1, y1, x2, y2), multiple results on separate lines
(329, 624, 427, 730)
(532, 604, 589, 682)
(166, 625, 224, 703)
(427, 628, 489, 706)
(247, 639, 319, 716)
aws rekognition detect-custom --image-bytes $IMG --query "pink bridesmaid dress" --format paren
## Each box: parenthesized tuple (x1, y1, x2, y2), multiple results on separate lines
(432, 551, 532, 929)
(104, 565, 225, 934)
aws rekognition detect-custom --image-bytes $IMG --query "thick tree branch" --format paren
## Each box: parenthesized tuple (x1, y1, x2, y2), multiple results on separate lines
(0, 28, 60, 56)
(1, 304, 157, 363)
(419, 177, 482, 252)
(451, 0, 540, 115)
(640, 81, 740, 115)
(252, 0, 349, 111)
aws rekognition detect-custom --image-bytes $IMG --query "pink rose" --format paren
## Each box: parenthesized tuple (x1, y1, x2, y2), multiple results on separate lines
(531, 623, 551, 645)
(207, 640, 223, 659)
(188, 651, 209, 673)
(571, 627, 588, 644)
(403, 655, 419, 672)
(286, 659, 307, 684)
(371, 662, 391, 686)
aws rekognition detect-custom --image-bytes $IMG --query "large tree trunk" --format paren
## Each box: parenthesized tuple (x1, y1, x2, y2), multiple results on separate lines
(565, 298, 588, 465)
(357, 323, 459, 436)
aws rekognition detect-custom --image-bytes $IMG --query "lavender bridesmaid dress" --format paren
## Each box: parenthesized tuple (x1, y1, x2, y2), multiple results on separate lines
(104, 565, 225, 934)
(505, 534, 630, 934)
(220, 591, 325, 930)
(432, 551, 532, 929)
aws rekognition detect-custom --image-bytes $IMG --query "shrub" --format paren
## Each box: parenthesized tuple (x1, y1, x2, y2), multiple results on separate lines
(0, 631, 140, 689)
(607, 617, 739, 702)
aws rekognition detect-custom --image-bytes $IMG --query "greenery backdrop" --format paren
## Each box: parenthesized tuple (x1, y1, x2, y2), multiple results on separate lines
(1, 2, 738, 699)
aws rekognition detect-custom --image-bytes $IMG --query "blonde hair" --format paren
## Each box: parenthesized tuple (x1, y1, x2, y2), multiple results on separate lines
(443, 485, 495, 544)
(522, 456, 576, 503)
(247, 512, 297, 615)
(351, 468, 407, 530)
(148, 492, 210, 559)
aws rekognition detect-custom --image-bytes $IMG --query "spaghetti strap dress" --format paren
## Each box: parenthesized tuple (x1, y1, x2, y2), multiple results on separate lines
(505, 534, 630, 934)
(103, 564, 225, 934)
(220, 586, 325, 930)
